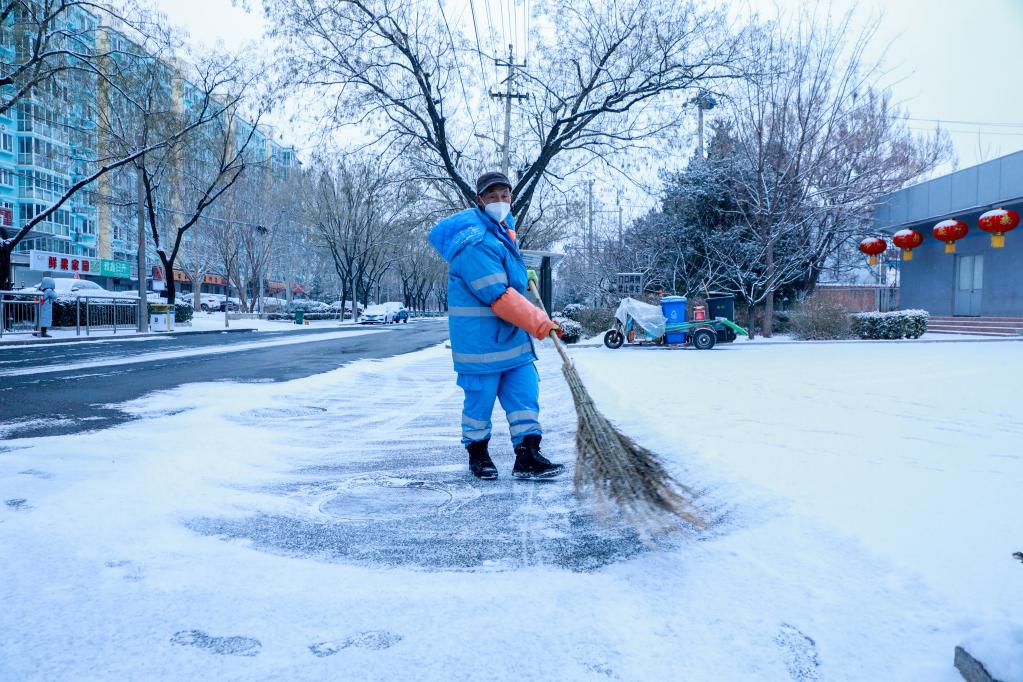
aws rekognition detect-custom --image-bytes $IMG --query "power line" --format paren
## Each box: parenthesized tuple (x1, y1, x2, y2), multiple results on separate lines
(908, 126, 1023, 138)
(899, 116, 1023, 129)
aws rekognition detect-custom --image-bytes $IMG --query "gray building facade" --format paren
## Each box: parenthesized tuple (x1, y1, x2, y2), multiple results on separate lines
(874, 150, 1023, 317)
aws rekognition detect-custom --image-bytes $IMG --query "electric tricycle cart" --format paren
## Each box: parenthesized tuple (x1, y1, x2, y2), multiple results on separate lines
(603, 295, 747, 350)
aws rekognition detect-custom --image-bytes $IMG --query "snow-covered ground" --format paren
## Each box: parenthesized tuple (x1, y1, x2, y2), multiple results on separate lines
(0, 338, 1020, 680)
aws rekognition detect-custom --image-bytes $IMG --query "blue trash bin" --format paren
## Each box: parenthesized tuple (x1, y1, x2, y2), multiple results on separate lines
(661, 296, 687, 344)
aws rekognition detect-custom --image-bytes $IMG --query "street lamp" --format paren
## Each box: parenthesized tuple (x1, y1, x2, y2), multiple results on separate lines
(688, 91, 717, 159)
(255, 224, 268, 316)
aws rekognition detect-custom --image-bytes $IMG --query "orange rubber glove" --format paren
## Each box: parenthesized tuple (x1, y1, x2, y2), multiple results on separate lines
(491, 288, 558, 340)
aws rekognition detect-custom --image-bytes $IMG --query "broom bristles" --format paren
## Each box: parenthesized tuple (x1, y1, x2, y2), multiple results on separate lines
(561, 362, 705, 532)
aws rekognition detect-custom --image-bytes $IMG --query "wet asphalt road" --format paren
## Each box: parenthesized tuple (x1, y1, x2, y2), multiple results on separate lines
(0, 320, 449, 440)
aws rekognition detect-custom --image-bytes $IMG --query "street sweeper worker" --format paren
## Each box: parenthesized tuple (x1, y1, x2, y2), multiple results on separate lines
(428, 171, 566, 481)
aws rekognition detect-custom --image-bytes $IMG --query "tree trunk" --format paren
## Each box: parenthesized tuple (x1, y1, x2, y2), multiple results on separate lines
(0, 242, 13, 291)
(160, 255, 177, 305)
(193, 282, 202, 310)
(762, 240, 775, 337)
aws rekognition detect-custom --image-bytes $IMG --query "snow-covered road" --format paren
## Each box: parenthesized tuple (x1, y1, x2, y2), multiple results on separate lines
(0, 327, 386, 377)
(0, 338, 1019, 680)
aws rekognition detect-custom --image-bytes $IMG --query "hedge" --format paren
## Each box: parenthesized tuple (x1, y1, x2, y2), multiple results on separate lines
(265, 312, 344, 321)
(49, 298, 193, 327)
(850, 309, 929, 340)
(552, 316, 582, 343)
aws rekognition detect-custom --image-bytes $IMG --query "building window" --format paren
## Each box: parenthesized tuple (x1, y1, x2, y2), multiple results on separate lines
(0, 169, 12, 186)
(0, 132, 11, 152)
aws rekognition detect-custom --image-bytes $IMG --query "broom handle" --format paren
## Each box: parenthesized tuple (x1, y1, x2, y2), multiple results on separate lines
(527, 280, 573, 367)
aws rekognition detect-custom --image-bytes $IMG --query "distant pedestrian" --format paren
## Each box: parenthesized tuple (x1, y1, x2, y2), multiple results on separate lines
(429, 171, 564, 480)
(33, 274, 57, 338)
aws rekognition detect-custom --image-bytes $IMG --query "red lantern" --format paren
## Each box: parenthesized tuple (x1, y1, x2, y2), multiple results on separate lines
(978, 208, 1019, 248)
(933, 219, 968, 254)
(858, 237, 887, 265)
(892, 229, 924, 261)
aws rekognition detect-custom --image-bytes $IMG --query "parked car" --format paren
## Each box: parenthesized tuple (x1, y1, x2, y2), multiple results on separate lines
(199, 293, 240, 312)
(20, 278, 132, 299)
(387, 302, 410, 323)
(360, 301, 409, 324)
(329, 300, 364, 314)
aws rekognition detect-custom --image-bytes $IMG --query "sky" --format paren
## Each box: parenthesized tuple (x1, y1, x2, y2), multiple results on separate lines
(158, 0, 1023, 173)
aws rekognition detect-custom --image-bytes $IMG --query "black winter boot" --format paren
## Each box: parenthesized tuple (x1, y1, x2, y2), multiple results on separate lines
(467, 439, 498, 480)
(512, 435, 564, 480)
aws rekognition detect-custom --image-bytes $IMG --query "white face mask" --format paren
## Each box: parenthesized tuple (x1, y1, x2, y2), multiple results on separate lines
(483, 201, 511, 224)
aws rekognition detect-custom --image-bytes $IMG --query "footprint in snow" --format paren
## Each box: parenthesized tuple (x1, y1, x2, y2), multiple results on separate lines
(170, 629, 261, 657)
(105, 560, 143, 582)
(18, 469, 55, 480)
(309, 630, 403, 657)
(583, 661, 619, 678)
(5, 498, 29, 511)
(775, 623, 820, 681)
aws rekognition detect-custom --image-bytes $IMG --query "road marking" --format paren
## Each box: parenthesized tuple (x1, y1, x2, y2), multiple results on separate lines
(0, 329, 388, 377)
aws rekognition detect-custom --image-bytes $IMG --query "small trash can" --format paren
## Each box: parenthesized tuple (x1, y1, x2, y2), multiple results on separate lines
(149, 303, 174, 332)
(706, 293, 736, 321)
(660, 295, 687, 344)
(294, 309, 305, 325)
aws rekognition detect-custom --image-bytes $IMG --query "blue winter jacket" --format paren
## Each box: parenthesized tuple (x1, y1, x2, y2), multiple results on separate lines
(429, 207, 536, 375)
(37, 276, 57, 328)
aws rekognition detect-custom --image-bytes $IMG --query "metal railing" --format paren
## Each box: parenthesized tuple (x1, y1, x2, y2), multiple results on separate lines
(75, 296, 139, 335)
(0, 292, 140, 338)
(0, 291, 40, 337)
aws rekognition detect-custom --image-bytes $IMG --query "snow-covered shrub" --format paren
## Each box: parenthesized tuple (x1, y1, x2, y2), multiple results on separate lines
(286, 300, 330, 313)
(788, 295, 850, 340)
(574, 306, 616, 335)
(553, 316, 582, 343)
(171, 300, 194, 323)
(850, 309, 929, 339)
(901, 309, 929, 338)
(561, 303, 586, 320)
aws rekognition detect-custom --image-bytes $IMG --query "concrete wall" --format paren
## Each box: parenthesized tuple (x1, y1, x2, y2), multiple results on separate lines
(899, 216, 1023, 316)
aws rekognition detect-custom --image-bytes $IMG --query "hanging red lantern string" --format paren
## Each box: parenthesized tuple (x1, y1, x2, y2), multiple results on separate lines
(978, 208, 1019, 249)
(892, 229, 924, 261)
(932, 219, 968, 254)
(858, 237, 887, 266)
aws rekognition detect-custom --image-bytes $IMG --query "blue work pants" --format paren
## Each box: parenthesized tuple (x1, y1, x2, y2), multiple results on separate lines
(457, 363, 541, 447)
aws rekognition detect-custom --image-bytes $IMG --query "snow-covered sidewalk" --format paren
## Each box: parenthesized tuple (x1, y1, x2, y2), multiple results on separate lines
(0, 339, 1019, 680)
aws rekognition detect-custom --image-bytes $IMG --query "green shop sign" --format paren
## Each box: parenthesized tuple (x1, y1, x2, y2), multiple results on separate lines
(99, 259, 131, 278)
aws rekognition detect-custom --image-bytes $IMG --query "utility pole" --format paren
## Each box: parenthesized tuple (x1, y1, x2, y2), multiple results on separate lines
(490, 44, 528, 176)
(617, 189, 623, 250)
(587, 179, 594, 267)
(135, 164, 148, 333)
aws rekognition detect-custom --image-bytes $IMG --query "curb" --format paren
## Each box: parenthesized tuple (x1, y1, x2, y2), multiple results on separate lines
(0, 327, 257, 347)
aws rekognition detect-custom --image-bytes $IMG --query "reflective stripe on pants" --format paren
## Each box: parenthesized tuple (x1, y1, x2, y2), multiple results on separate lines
(456, 362, 541, 447)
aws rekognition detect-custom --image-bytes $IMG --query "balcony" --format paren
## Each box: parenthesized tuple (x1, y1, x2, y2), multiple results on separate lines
(74, 232, 98, 246)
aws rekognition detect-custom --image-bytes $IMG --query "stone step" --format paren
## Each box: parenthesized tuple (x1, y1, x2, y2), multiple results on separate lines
(929, 316, 1023, 324)
(927, 327, 1021, 336)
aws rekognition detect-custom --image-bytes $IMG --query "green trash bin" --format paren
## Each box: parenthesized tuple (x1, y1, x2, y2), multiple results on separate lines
(294, 309, 305, 325)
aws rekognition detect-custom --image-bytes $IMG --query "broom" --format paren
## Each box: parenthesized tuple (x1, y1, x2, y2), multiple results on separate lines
(527, 281, 705, 532)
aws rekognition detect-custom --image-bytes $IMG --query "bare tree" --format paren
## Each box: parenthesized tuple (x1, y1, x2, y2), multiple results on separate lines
(305, 158, 407, 318)
(266, 0, 740, 224)
(0, 1, 239, 289)
(720, 9, 951, 335)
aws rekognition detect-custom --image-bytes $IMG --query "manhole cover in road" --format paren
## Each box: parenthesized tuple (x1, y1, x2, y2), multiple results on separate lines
(319, 478, 453, 522)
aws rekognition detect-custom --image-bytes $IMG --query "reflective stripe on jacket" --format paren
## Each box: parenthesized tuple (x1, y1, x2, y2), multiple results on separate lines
(429, 207, 536, 375)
